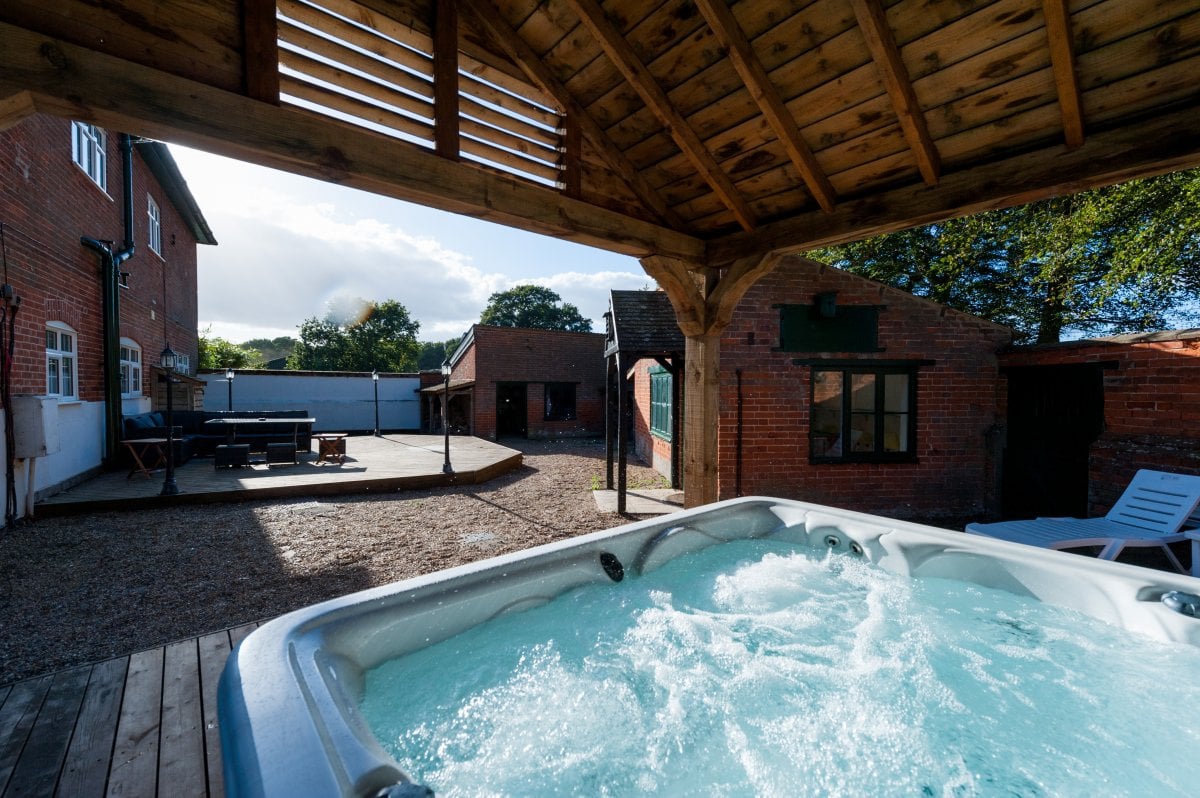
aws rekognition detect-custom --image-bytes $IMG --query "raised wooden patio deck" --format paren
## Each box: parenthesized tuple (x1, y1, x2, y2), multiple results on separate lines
(0, 623, 260, 798)
(38, 434, 522, 515)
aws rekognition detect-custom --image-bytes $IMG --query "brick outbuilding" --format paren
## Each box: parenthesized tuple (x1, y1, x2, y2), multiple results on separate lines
(430, 324, 607, 441)
(620, 257, 1013, 526)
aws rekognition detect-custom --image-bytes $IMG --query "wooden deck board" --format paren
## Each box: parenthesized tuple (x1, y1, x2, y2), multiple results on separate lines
(56, 658, 127, 798)
(5, 666, 91, 798)
(1, 622, 265, 798)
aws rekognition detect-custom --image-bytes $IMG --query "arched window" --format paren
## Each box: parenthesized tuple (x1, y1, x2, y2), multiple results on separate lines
(46, 322, 78, 400)
(120, 338, 142, 397)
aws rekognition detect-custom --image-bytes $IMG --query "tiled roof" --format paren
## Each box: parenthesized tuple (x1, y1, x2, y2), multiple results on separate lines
(605, 290, 683, 358)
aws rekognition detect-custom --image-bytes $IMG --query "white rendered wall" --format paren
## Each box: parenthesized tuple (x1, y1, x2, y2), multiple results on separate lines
(1, 398, 104, 518)
(198, 372, 421, 432)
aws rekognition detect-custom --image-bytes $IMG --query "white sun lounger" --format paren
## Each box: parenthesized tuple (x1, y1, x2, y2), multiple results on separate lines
(966, 469, 1200, 574)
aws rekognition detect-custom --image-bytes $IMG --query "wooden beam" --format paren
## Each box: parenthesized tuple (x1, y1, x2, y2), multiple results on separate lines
(564, 0, 758, 232)
(707, 101, 1200, 266)
(639, 256, 706, 337)
(433, 0, 459, 160)
(849, 0, 940, 186)
(707, 252, 784, 333)
(0, 90, 38, 131)
(0, 21, 703, 262)
(462, 0, 687, 229)
(242, 0, 280, 104)
(693, 0, 837, 214)
(1043, 0, 1085, 149)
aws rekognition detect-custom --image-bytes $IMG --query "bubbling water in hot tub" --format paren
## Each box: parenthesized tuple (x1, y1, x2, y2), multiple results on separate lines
(361, 537, 1200, 796)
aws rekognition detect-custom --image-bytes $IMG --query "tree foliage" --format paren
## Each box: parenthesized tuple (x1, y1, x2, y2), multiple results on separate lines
(242, 336, 297, 365)
(287, 298, 420, 371)
(808, 169, 1200, 343)
(416, 337, 462, 370)
(198, 330, 264, 369)
(479, 285, 593, 332)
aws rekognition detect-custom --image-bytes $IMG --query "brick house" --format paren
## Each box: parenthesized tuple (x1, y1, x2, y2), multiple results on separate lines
(620, 257, 1013, 525)
(429, 325, 606, 440)
(0, 114, 214, 512)
(996, 330, 1200, 522)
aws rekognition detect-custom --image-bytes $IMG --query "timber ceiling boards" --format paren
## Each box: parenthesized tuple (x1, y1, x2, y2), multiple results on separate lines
(2, 0, 1199, 266)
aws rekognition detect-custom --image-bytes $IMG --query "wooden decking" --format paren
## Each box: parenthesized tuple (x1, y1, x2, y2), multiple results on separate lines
(38, 434, 522, 515)
(0, 623, 260, 798)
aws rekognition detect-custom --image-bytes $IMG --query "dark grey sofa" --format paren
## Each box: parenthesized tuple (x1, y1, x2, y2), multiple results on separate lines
(122, 410, 313, 458)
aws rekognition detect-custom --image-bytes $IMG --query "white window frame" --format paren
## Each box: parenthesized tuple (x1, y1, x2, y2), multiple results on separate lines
(46, 322, 79, 400)
(71, 121, 107, 191)
(120, 338, 142, 398)
(176, 354, 191, 376)
(147, 194, 162, 255)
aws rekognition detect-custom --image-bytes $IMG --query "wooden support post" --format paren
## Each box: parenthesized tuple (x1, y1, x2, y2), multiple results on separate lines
(616, 354, 628, 514)
(641, 252, 783, 508)
(605, 358, 615, 490)
(433, 0, 460, 160)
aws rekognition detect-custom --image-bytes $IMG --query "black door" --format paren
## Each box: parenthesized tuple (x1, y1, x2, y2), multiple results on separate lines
(496, 383, 527, 438)
(1002, 364, 1105, 519)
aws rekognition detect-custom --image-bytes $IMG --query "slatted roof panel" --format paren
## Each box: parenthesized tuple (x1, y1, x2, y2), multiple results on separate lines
(3, 0, 1199, 263)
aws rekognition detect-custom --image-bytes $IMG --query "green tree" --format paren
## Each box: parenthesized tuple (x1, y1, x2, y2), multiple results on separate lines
(198, 329, 264, 369)
(479, 285, 593, 332)
(242, 336, 297, 365)
(287, 298, 420, 371)
(808, 169, 1200, 343)
(416, 337, 462, 370)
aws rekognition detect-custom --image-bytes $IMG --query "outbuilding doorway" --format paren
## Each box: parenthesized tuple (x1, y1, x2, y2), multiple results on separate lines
(1002, 364, 1106, 520)
(496, 383, 527, 438)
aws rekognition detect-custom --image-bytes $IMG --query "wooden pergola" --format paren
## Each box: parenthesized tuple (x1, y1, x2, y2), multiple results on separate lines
(4, 0, 1199, 506)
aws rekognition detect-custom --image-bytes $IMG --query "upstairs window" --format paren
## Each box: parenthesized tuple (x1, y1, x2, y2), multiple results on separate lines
(71, 121, 107, 191)
(810, 366, 916, 463)
(544, 383, 576, 421)
(147, 195, 162, 255)
(649, 366, 673, 441)
(46, 322, 78, 400)
(120, 339, 142, 397)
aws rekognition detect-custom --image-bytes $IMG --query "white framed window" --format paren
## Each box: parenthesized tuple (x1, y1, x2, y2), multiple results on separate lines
(176, 354, 191, 376)
(147, 195, 162, 255)
(120, 339, 142, 397)
(46, 322, 79, 400)
(71, 121, 107, 191)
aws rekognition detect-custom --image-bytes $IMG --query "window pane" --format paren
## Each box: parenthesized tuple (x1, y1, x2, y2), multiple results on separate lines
(46, 330, 57, 349)
(48, 359, 59, 394)
(120, 364, 129, 394)
(130, 348, 139, 364)
(811, 370, 843, 457)
(883, 412, 908, 452)
(850, 373, 875, 410)
(850, 412, 875, 451)
(60, 333, 73, 353)
(63, 357, 74, 396)
(544, 383, 576, 421)
(884, 374, 909, 412)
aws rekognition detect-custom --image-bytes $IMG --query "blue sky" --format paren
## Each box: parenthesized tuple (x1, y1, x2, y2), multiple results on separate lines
(169, 146, 652, 344)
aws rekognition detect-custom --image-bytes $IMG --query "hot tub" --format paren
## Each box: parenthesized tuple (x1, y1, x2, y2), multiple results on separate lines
(218, 497, 1200, 797)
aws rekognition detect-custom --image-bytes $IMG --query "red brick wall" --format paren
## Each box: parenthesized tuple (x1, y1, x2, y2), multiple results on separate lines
(998, 332, 1200, 515)
(0, 115, 201, 406)
(456, 325, 606, 440)
(716, 261, 1011, 523)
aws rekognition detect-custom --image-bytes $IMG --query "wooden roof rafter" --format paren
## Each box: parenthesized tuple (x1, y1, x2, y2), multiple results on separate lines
(563, 0, 758, 232)
(692, 0, 838, 214)
(849, 0, 941, 186)
(1042, 0, 1085, 149)
(461, 0, 686, 228)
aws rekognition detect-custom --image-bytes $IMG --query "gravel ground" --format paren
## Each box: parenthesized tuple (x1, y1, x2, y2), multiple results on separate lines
(0, 438, 668, 685)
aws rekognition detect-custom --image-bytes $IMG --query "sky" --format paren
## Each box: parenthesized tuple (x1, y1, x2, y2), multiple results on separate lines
(169, 146, 653, 344)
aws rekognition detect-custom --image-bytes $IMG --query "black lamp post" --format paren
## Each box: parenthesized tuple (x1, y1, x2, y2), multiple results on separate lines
(372, 370, 380, 436)
(159, 344, 179, 496)
(225, 367, 234, 411)
(441, 359, 453, 474)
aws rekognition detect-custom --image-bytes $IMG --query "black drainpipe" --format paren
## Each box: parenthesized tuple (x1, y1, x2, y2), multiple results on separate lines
(81, 133, 136, 464)
(735, 368, 743, 497)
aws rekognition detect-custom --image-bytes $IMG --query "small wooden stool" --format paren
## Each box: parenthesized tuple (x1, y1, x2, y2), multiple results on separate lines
(314, 433, 348, 464)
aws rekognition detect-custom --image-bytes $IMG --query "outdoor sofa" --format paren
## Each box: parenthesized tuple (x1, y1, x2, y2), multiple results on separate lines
(122, 409, 314, 461)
